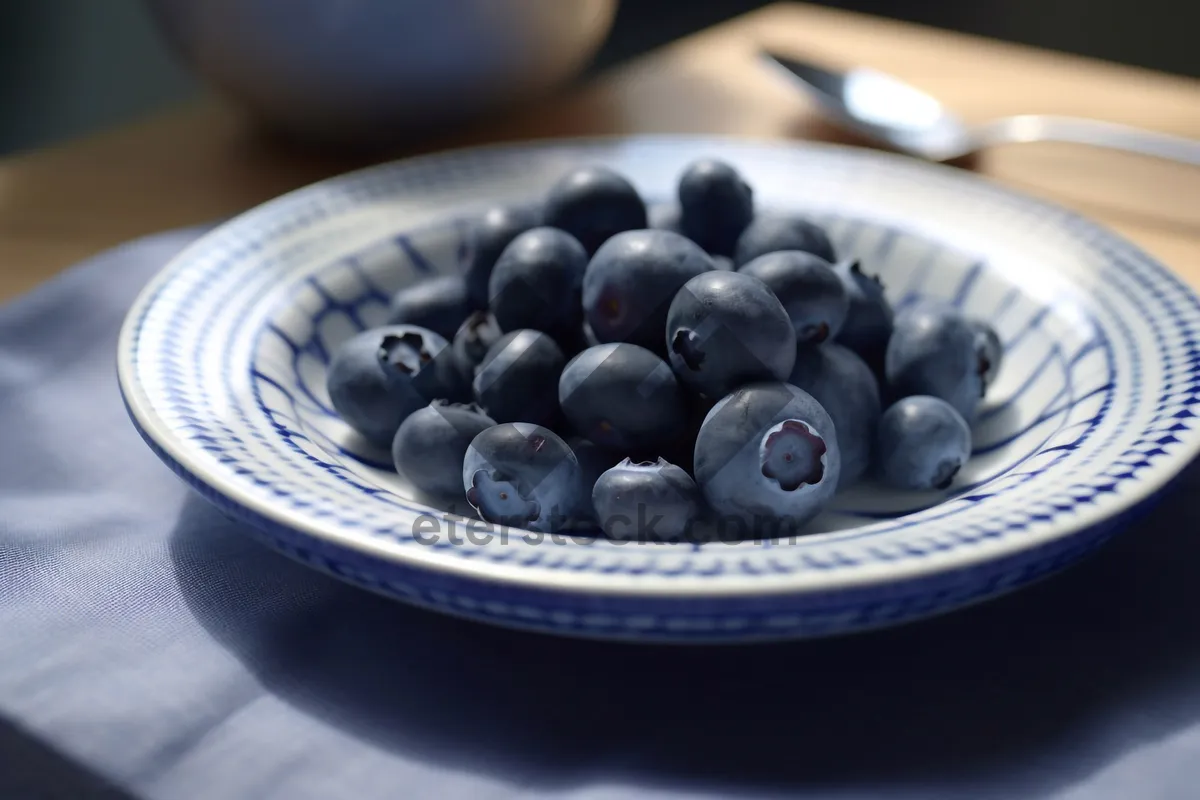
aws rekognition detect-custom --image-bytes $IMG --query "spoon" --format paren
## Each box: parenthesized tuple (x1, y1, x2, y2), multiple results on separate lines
(759, 49, 1200, 167)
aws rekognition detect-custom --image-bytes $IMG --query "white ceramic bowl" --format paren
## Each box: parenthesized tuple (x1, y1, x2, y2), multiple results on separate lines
(117, 136, 1200, 643)
(144, 0, 619, 145)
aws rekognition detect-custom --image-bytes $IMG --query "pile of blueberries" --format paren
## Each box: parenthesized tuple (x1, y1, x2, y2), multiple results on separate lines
(325, 159, 1003, 542)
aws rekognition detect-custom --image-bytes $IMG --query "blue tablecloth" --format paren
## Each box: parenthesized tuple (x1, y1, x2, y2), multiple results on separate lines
(2, 228, 1200, 799)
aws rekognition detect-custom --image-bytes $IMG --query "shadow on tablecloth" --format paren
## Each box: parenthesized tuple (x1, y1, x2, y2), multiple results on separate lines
(167, 457, 1200, 798)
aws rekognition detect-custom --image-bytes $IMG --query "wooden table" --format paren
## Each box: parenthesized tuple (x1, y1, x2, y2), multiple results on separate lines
(2, 2, 1198, 301)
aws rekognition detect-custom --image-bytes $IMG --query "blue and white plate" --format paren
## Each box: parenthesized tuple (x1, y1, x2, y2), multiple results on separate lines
(117, 136, 1200, 643)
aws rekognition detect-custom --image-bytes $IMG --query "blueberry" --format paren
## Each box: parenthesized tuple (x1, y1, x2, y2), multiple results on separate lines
(473, 329, 565, 427)
(648, 203, 683, 233)
(582, 229, 714, 355)
(788, 343, 881, 487)
(325, 325, 460, 446)
(392, 400, 496, 498)
(649, 202, 737, 269)
(463, 423, 582, 532)
(592, 458, 701, 542)
(465, 204, 542, 309)
(558, 343, 686, 450)
(694, 382, 840, 535)
(733, 213, 837, 266)
(488, 226, 587, 335)
(905, 303, 1002, 398)
(738, 250, 849, 345)
(386, 275, 472, 340)
(877, 395, 972, 490)
(543, 166, 647, 255)
(451, 310, 503, 384)
(834, 259, 895, 376)
(970, 319, 1004, 393)
(885, 304, 984, 421)
(678, 159, 754, 257)
(666, 271, 796, 398)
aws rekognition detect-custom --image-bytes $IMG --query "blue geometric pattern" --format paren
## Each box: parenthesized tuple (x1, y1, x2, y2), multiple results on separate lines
(117, 137, 1200, 642)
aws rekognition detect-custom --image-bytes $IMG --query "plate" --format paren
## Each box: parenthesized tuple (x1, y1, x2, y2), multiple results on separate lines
(117, 136, 1200, 643)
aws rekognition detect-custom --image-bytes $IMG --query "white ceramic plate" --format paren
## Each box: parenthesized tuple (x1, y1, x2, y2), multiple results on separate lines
(117, 136, 1200, 642)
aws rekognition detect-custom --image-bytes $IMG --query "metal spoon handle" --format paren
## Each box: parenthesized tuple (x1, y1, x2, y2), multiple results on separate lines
(973, 115, 1200, 167)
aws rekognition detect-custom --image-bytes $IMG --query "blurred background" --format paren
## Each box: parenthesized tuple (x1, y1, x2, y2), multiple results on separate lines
(0, 0, 1196, 156)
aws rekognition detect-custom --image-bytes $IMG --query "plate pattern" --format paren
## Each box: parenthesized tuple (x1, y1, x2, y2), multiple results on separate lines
(119, 137, 1200, 641)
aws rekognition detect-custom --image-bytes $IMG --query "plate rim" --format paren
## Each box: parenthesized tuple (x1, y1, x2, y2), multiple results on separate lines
(116, 132, 1200, 599)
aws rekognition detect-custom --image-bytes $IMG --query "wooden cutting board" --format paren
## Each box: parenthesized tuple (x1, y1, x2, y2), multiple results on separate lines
(1, 1, 1198, 301)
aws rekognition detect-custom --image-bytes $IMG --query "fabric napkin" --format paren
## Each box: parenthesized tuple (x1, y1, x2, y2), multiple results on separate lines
(3, 228, 1200, 800)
